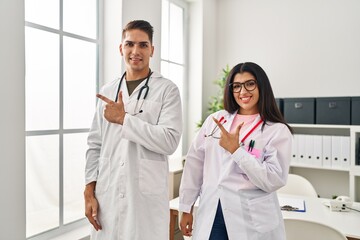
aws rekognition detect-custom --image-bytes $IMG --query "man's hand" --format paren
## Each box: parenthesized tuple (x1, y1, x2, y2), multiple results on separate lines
(180, 212, 193, 237)
(96, 91, 125, 125)
(213, 117, 243, 154)
(84, 182, 102, 231)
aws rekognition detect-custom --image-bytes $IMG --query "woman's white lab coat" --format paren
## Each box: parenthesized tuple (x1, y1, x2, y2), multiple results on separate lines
(179, 110, 292, 240)
(85, 71, 182, 240)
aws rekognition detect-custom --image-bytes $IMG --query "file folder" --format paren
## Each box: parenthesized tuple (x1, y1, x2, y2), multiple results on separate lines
(305, 135, 314, 165)
(313, 135, 323, 166)
(322, 136, 332, 168)
(340, 136, 350, 168)
(297, 134, 306, 165)
(331, 136, 342, 168)
(291, 134, 299, 164)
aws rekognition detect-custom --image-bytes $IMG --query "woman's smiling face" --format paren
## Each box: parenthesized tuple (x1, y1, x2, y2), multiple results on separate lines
(233, 72, 259, 115)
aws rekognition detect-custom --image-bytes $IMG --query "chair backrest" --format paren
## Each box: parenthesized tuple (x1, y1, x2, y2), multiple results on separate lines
(277, 174, 318, 197)
(284, 218, 347, 240)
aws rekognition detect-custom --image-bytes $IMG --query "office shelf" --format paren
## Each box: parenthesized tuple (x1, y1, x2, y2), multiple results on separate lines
(290, 124, 360, 201)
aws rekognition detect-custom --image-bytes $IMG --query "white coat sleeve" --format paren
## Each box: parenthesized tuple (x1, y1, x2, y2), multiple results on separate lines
(232, 124, 292, 193)
(121, 84, 182, 155)
(85, 99, 103, 185)
(178, 117, 209, 213)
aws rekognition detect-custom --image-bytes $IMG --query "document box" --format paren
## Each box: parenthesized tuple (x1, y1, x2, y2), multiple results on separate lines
(316, 97, 351, 125)
(283, 98, 315, 124)
(275, 98, 284, 116)
(352, 97, 360, 125)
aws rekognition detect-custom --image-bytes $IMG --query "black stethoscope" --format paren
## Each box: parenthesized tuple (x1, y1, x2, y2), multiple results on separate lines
(115, 70, 153, 115)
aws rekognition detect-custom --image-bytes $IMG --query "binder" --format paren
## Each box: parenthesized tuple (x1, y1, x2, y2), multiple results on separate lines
(305, 135, 314, 165)
(340, 136, 350, 168)
(291, 134, 299, 164)
(313, 135, 323, 166)
(297, 135, 306, 165)
(322, 136, 332, 167)
(358, 137, 360, 166)
(331, 136, 342, 168)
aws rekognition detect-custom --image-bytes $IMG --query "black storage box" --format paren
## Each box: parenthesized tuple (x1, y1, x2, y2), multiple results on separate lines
(352, 97, 360, 125)
(275, 98, 284, 116)
(283, 98, 315, 124)
(316, 97, 351, 125)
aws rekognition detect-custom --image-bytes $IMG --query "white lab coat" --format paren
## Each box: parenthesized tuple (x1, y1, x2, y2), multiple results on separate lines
(85, 71, 182, 240)
(179, 110, 292, 240)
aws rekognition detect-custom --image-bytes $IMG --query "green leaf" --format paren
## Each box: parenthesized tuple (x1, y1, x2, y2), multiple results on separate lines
(197, 65, 230, 129)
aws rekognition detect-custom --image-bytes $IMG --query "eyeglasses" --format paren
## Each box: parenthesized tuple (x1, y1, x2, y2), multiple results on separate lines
(229, 80, 257, 93)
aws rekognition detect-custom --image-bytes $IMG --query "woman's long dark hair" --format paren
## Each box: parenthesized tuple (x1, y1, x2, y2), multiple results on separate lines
(223, 62, 293, 133)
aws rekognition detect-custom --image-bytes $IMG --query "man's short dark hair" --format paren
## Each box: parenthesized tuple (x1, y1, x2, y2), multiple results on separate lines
(122, 20, 154, 43)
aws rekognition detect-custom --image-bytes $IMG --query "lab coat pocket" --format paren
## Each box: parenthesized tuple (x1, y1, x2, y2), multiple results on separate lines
(138, 100, 162, 125)
(248, 193, 279, 233)
(139, 159, 166, 195)
(95, 157, 110, 194)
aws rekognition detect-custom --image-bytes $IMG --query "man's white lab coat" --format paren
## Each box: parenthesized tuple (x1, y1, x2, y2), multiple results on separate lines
(179, 110, 292, 240)
(85, 71, 182, 240)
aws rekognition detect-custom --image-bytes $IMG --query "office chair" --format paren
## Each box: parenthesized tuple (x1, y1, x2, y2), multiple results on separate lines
(284, 218, 347, 240)
(277, 174, 318, 197)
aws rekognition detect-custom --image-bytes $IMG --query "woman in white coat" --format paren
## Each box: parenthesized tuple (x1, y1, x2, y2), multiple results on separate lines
(84, 20, 182, 240)
(179, 62, 293, 240)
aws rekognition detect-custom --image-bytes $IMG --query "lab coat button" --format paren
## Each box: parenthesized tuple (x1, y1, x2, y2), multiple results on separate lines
(120, 193, 125, 198)
(120, 162, 124, 166)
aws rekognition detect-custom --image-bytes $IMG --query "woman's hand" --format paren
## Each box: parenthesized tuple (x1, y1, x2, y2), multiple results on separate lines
(180, 212, 194, 237)
(213, 117, 243, 154)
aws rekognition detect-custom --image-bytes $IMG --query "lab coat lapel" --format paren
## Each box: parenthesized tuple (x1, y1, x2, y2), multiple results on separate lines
(119, 77, 130, 101)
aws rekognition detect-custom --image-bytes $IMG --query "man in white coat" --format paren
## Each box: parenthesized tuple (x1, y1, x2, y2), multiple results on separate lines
(84, 20, 182, 240)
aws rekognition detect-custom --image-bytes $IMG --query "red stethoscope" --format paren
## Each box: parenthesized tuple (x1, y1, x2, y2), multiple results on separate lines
(205, 115, 263, 147)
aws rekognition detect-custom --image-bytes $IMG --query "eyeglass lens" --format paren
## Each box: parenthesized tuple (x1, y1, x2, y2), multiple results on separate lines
(231, 80, 257, 93)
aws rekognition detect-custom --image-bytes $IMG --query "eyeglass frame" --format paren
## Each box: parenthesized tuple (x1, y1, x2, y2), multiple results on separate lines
(229, 79, 257, 93)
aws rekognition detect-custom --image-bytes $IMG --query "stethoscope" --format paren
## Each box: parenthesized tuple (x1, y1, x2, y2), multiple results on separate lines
(115, 69, 153, 115)
(205, 114, 263, 151)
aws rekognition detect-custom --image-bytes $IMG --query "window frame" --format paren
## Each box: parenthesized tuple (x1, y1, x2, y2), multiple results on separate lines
(161, 0, 189, 162)
(25, 0, 102, 239)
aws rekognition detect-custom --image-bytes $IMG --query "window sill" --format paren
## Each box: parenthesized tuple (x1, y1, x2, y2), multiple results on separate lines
(50, 225, 90, 240)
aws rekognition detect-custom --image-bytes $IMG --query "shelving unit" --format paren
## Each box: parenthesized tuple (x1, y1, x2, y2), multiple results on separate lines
(290, 124, 360, 201)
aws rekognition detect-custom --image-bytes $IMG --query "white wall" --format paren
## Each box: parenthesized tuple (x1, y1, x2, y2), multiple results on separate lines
(215, 0, 360, 98)
(187, 1, 204, 145)
(102, 0, 123, 83)
(103, 0, 360, 153)
(0, 0, 26, 239)
(201, 0, 218, 119)
(103, 0, 162, 84)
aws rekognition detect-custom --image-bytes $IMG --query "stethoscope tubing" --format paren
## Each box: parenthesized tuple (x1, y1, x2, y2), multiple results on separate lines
(115, 70, 153, 102)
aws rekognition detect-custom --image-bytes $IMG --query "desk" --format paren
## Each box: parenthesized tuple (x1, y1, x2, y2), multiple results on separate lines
(169, 194, 360, 240)
(280, 194, 360, 239)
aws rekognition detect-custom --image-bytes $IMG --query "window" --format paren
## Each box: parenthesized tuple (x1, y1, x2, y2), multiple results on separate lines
(161, 0, 188, 165)
(25, 0, 100, 238)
